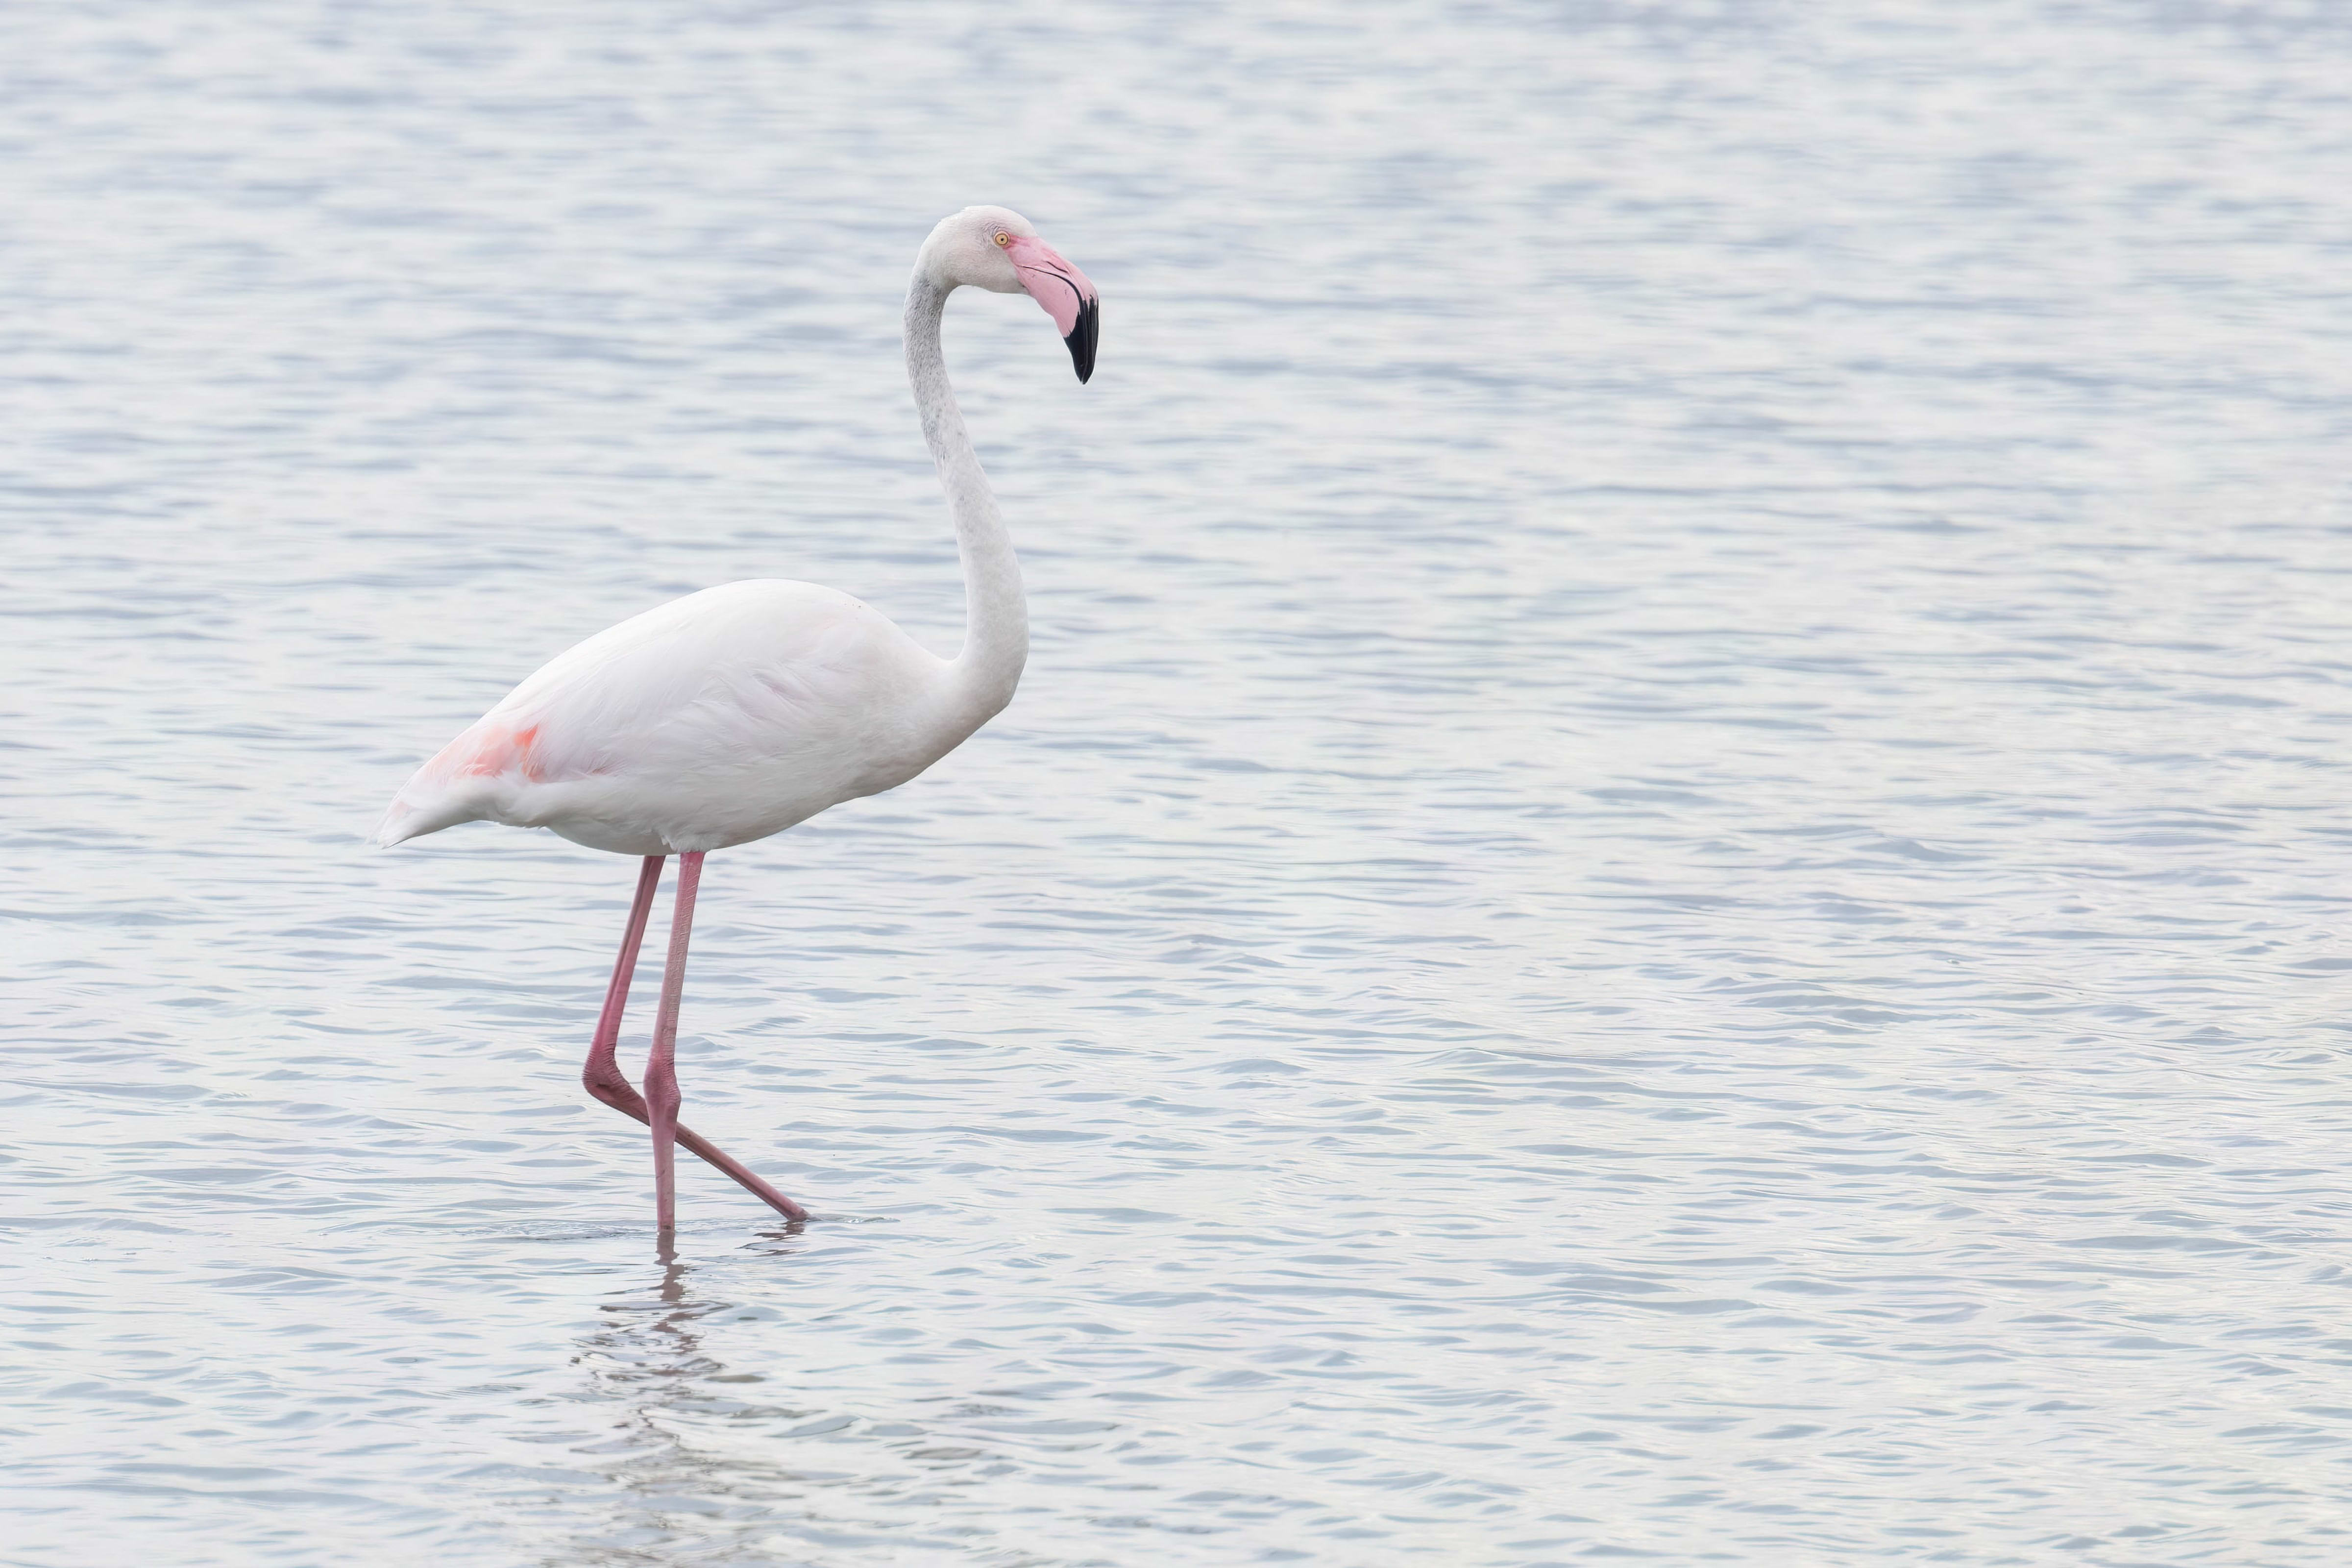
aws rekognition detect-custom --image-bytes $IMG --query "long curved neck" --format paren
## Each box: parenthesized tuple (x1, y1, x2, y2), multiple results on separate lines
(906, 273, 1027, 720)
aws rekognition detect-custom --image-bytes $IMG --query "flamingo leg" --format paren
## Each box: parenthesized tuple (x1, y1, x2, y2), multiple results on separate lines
(643, 852, 703, 1231)
(583, 856, 666, 1119)
(584, 853, 810, 1225)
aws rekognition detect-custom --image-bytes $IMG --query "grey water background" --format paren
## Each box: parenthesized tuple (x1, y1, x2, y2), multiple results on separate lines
(7, 2, 2352, 1564)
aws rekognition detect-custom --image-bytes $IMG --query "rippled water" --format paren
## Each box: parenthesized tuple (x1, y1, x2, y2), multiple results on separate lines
(9, 3, 2352, 1564)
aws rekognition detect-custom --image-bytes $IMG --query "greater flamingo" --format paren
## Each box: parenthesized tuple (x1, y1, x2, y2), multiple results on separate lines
(374, 206, 1098, 1232)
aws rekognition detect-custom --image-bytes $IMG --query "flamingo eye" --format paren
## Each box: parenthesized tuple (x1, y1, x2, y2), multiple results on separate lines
(993, 231, 1011, 247)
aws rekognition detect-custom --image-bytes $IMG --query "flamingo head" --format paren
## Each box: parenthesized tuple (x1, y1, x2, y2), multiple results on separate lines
(923, 205, 1100, 383)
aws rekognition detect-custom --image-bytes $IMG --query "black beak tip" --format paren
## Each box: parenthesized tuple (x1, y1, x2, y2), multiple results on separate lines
(1065, 295, 1099, 384)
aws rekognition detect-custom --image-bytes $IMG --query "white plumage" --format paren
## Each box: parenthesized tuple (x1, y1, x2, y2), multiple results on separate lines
(374, 579, 991, 856)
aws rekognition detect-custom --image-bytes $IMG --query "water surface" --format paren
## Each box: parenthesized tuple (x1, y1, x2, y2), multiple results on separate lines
(8, 3, 2352, 1564)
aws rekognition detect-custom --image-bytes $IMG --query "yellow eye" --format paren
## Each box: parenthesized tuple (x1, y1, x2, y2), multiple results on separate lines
(993, 231, 1011, 246)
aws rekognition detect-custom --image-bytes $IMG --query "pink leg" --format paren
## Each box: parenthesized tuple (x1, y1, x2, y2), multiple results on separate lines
(645, 852, 698, 1232)
(583, 856, 666, 1120)
(583, 854, 810, 1225)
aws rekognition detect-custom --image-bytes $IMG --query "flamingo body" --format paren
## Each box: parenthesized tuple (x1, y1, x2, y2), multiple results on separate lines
(374, 578, 997, 857)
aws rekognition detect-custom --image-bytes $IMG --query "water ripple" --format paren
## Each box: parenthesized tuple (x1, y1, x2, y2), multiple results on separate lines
(10, 1, 2352, 1565)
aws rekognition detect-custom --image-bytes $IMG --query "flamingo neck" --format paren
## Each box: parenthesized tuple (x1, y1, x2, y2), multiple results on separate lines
(906, 274, 1028, 721)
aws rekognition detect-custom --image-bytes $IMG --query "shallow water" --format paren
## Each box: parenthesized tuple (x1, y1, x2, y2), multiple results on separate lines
(8, 2, 2352, 1564)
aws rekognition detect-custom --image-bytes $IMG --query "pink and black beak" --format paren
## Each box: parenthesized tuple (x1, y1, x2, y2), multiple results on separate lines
(1007, 236, 1100, 383)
